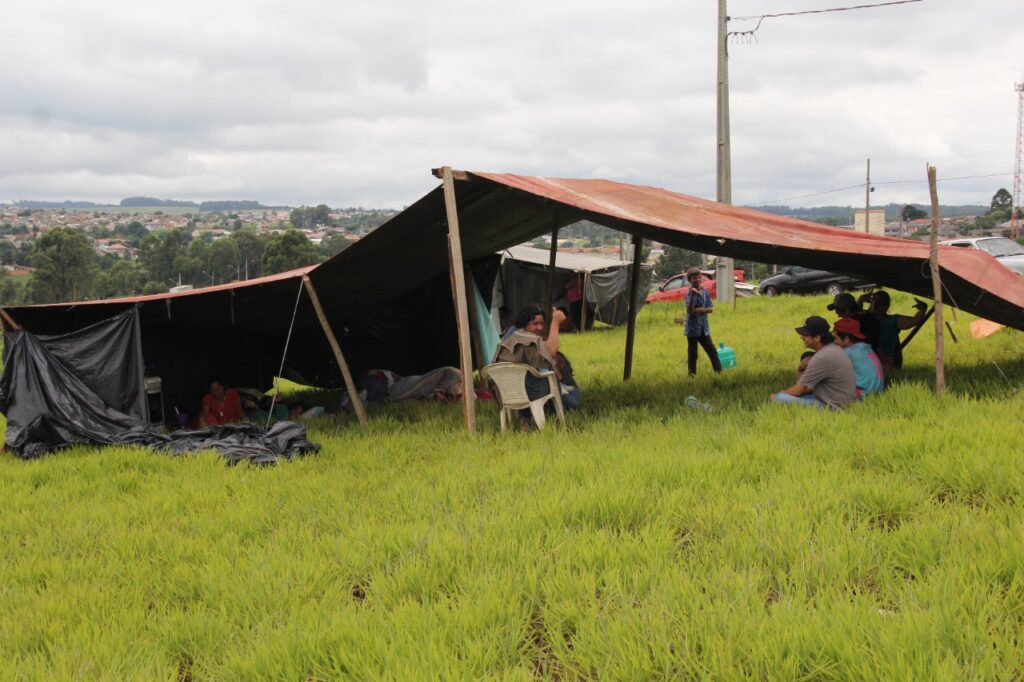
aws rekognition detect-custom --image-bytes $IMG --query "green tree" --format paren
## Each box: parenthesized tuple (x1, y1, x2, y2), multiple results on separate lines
(27, 228, 98, 303)
(655, 245, 702, 279)
(0, 278, 18, 306)
(320, 233, 352, 259)
(991, 188, 1012, 212)
(209, 238, 240, 282)
(93, 259, 149, 298)
(902, 205, 927, 222)
(139, 228, 191, 285)
(0, 240, 15, 265)
(229, 229, 266, 280)
(262, 230, 321, 274)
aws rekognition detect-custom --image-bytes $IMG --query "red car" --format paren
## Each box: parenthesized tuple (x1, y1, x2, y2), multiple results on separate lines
(645, 269, 746, 304)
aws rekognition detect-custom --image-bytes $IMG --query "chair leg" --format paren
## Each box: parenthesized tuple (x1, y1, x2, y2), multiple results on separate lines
(529, 400, 548, 430)
(499, 408, 507, 432)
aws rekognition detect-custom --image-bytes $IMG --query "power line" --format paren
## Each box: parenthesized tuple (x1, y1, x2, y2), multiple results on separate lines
(751, 171, 1014, 206)
(731, 0, 923, 23)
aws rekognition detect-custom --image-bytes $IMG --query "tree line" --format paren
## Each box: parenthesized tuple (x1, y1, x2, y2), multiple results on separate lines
(1, 226, 354, 306)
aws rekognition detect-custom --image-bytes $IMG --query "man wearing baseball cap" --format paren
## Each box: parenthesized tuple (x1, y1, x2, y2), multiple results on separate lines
(833, 317, 884, 396)
(827, 292, 880, 353)
(772, 315, 857, 409)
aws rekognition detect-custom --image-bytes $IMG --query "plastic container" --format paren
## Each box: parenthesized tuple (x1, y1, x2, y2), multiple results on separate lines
(718, 342, 737, 369)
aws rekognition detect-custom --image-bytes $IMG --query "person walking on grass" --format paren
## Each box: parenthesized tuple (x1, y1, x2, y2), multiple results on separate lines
(684, 267, 722, 377)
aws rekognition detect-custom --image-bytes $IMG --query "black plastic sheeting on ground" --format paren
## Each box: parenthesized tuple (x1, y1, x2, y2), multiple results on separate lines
(0, 321, 319, 463)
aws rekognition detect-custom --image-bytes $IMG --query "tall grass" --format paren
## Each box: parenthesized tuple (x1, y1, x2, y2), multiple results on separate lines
(1, 292, 1022, 679)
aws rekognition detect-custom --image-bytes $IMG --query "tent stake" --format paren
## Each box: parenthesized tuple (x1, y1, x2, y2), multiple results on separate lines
(302, 275, 368, 425)
(441, 166, 476, 432)
(623, 236, 644, 380)
(927, 164, 946, 396)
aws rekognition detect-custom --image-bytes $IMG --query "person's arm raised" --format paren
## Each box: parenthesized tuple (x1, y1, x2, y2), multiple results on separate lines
(546, 308, 566, 359)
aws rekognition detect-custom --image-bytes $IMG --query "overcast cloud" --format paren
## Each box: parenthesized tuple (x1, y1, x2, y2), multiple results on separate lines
(1, 0, 1021, 209)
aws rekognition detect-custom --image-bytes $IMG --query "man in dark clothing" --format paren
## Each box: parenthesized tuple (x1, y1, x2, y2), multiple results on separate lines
(827, 292, 881, 354)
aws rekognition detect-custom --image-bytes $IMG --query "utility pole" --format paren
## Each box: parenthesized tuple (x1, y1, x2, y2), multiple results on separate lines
(715, 0, 735, 303)
(1012, 81, 1023, 239)
(864, 158, 871, 234)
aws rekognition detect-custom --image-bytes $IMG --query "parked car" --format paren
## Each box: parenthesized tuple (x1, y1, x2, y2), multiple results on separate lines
(646, 269, 756, 304)
(939, 236, 1024, 275)
(758, 266, 873, 297)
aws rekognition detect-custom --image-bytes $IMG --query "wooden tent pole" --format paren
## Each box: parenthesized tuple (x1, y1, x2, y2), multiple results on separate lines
(441, 166, 476, 432)
(579, 272, 590, 333)
(927, 164, 946, 396)
(543, 210, 560, 337)
(302, 275, 368, 425)
(623, 236, 644, 380)
(899, 305, 934, 350)
(0, 307, 20, 330)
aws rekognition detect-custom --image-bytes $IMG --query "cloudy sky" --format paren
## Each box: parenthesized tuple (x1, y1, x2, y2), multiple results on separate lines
(1, 0, 1021, 209)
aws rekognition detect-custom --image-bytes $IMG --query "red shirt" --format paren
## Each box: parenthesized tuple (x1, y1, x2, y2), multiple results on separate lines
(202, 389, 244, 425)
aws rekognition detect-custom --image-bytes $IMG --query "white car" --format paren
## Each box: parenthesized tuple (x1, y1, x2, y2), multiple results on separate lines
(939, 236, 1024, 275)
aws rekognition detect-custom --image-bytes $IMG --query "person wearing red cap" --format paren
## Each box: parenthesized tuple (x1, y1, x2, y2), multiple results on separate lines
(833, 317, 884, 396)
(772, 315, 857, 409)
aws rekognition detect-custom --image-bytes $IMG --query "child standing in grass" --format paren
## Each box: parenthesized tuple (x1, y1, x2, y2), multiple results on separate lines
(684, 267, 722, 377)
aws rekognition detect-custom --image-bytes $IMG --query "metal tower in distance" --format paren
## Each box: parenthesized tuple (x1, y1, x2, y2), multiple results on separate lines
(1013, 81, 1024, 238)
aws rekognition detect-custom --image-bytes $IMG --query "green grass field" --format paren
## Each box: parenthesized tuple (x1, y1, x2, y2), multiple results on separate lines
(2, 292, 1023, 680)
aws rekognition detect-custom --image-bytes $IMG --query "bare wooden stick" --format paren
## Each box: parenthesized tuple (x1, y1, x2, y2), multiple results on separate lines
(927, 164, 946, 396)
(302, 275, 368, 424)
(0, 307, 20, 330)
(441, 166, 476, 432)
(543, 211, 559, 338)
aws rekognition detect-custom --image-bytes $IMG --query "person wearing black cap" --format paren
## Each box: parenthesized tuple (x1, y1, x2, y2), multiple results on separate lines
(827, 292, 880, 353)
(772, 315, 857, 409)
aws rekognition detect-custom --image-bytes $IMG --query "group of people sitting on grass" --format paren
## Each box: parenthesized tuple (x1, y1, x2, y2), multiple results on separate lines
(771, 290, 928, 410)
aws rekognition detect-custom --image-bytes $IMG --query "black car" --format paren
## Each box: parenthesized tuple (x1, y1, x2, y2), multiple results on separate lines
(758, 266, 873, 297)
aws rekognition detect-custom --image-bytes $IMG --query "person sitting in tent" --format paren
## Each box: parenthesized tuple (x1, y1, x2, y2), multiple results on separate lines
(198, 378, 245, 427)
(772, 316, 857, 410)
(858, 290, 928, 370)
(833, 318, 885, 397)
(495, 304, 581, 413)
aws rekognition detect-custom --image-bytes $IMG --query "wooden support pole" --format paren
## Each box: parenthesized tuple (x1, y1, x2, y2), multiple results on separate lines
(302, 275, 368, 425)
(899, 305, 934, 350)
(579, 272, 590, 333)
(623, 236, 644, 380)
(441, 166, 476, 432)
(543, 211, 560, 338)
(927, 164, 946, 396)
(0, 307, 20, 331)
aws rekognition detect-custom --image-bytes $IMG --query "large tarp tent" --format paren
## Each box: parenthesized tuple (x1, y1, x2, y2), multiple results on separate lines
(495, 246, 653, 329)
(3, 170, 1023, 431)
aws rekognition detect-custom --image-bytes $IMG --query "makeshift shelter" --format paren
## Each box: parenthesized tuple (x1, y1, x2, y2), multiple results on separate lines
(3, 169, 1023, 440)
(495, 245, 653, 330)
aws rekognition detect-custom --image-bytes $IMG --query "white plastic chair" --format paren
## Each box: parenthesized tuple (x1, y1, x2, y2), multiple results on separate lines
(481, 362, 566, 431)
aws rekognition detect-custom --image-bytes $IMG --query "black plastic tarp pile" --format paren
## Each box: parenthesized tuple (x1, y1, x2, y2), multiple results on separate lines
(0, 310, 319, 463)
